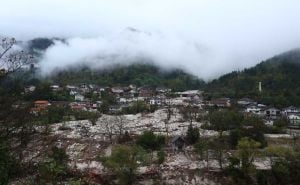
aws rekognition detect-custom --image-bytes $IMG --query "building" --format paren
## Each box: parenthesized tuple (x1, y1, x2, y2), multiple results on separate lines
(176, 90, 202, 98)
(24, 85, 36, 93)
(31, 100, 50, 114)
(75, 94, 85, 101)
(282, 106, 300, 116)
(209, 98, 231, 107)
(287, 114, 300, 128)
(237, 98, 256, 106)
(245, 104, 263, 115)
(264, 108, 281, 120)
(50, 85, 61, 92)
(171, 136, 185, 151)
(111, 87, 124, 95)
(148, 98, 164, 106)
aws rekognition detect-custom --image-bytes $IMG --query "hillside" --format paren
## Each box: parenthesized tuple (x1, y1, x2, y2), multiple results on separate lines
(205, 49, 300, 107)
(47, 63, 205, 91)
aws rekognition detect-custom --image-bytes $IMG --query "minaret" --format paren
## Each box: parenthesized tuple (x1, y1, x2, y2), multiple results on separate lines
(258, 82, 262, 92)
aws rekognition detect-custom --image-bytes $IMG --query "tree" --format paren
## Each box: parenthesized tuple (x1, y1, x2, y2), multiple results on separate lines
(136, 131, 165, 151)
(209, 110, 243, 137)
(115, 115, 126, 138)
(265, 146, 300, 185)
(237, 137, 261, 174)
(101, 116, 115, 143)
(101, 145, 147, 185)
(0, 37, 33, 76)
(164, 103, 173, 138)
(186, 124, 199, 144)
(194, 138, 211, 170)
(226, 137, 261, 185)
(0, 140, 19, 185)
(38, 146, 69, 184)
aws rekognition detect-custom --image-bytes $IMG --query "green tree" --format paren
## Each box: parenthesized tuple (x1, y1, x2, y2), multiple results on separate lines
(38, 146, 69, 184)
(101, 145, 147, 185)
(237, 137, 261, 174)
(186, 124, 199, 144)
(136, 131, 165, 151)
(0, 141, 19, 185)
(209, 110, 243, 137)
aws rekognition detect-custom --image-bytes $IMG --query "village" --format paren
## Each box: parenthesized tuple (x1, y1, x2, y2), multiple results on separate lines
(14, 82, 300, 184)
(26, 83, 300, 128)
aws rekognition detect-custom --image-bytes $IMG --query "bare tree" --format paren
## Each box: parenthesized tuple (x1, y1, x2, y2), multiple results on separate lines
(0, 37, 35, 163)
(102, 116, 115, 143)
(0, 37, 33, 76)
(115, 115, 126, 138)
(164, 102, 173, 137)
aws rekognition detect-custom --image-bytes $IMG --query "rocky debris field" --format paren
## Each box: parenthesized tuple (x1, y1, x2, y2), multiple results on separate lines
(12, 108, 226, 184)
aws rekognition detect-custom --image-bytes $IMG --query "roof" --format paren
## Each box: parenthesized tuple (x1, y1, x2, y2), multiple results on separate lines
(283, 106, 298, 110)
(171, 135, 185, 143)
(34, 100, 49, 104)
(238, 98, 254, 102)
(176, 90, 202, 95)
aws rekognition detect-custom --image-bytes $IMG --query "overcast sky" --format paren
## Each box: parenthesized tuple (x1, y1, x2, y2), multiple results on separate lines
(1, 0, 300, 80)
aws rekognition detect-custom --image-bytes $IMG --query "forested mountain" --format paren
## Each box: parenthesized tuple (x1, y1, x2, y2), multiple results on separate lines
(26, 37, 63, 55)
(205, 49, 300, 107)
(48, 63, 205, 91)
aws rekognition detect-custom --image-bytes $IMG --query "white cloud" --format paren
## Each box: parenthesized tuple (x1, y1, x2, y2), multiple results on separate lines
(1, 0, 300, 80)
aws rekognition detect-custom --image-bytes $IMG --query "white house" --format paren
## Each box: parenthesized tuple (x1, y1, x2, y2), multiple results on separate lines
(287, 114, 300, 128)
(237, 98, 256, 106)
(245, 105, 263, 115)
(149, 98, 164, 105)
(75, 94, 85, 101)
(282, 106, 300, 116)
(265, 108, 281, 120)
(176, 90, 203, 98)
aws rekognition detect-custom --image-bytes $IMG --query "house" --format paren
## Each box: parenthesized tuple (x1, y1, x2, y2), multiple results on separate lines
(245, 104, 263, 115)
(165, 98, 186, 106)
(237, 98, 256, 106)
(156, 87, 171, 94)
(111, 87, 124, 95)
(282, 106, 300, 116)
(24, 85, 36, 93)
(264, 108, 281, 120)
(50, 85, 61, 92)
(148, 98, 164, 106)
(109, 105, 123, 114)
(66, 85, 78, 90)
(79, 84, 91, 94)
(138, 89, 156, 99)
(209, 98, 231, 107)
(69, 102, 87, 111)
(176, 90, 202, 98)
(31, 100, 50, 114)
(75, 94, 85, 101)
(190, 94, 203, 104)
(119, 97, 129, 104)
(287, 114, 300, 128)
(171, 136, 185, 151)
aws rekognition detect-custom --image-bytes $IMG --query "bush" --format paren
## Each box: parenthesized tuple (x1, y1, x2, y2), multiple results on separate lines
(186, 124, 199, 144)
(136, 131, 165, 151)
(157, 149, 165, 164)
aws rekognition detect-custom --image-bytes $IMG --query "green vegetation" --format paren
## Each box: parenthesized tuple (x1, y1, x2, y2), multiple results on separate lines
(186, 124, 200, 144)
(38, 146, 69, 184)
(48, 63, 205, 91)
(0, 141, 19, 185)
(122, 101, 150, 114)
(100, 145, 148, 185)
(136, 131, 165, 151)
(206, 49, 300, 107)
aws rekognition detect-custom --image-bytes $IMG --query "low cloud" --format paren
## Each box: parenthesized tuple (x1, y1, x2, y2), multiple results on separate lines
(1, 0, 300, 80)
